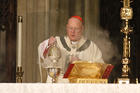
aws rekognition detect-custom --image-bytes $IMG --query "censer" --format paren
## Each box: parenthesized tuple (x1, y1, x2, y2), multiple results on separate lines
(46, 42, 61, 83)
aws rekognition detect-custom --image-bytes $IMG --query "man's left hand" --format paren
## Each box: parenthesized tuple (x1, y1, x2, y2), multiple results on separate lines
(70, 56, 80, 63)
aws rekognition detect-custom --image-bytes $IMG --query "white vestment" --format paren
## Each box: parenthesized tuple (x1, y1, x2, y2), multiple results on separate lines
(38, 36, 104, 83)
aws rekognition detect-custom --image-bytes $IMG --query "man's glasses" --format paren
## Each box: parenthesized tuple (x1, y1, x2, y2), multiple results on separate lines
(67, 27, 81, 32)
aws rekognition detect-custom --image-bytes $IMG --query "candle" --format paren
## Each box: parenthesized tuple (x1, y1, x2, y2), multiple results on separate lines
(17, 16, 23, 67)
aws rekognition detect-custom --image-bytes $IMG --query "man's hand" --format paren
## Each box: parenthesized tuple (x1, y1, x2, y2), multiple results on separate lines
(70, 55, 80, 63)
(48, 36, 56, 46)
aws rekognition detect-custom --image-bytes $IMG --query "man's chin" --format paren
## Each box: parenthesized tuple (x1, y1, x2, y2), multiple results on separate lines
(68, 36, 81, 41)
(70, 38, 79, 42)
(69, 38, 77, 41)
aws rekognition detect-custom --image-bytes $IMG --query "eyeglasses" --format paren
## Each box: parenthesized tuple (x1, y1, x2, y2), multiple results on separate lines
(67, 27, 81, 32)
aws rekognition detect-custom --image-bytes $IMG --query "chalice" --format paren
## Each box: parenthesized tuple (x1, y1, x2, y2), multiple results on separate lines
(47, 67, 61, 83)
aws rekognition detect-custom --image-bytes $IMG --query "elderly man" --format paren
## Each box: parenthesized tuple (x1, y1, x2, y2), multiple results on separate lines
(38, 16, 104, 83)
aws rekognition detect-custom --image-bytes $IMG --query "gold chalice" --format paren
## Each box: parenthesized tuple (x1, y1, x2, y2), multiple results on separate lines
(47, 67, 61, 83)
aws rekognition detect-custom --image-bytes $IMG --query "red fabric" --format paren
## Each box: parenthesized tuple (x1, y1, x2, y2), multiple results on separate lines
(63, 64, 75, 78)
(102, 65, 114, 79)
(43, 47, 50, 58)
(71, 16, 83, 23)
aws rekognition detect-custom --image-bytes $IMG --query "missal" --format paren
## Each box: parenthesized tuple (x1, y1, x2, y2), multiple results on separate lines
(63, 61, 114, 83)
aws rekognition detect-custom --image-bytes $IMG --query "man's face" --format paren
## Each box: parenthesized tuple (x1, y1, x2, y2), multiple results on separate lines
(66, 18, 83, 41)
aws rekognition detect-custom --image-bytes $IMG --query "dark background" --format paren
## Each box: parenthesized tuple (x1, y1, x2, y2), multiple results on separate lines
(100, 0, 140, 83)
(0, 0, 16, 82)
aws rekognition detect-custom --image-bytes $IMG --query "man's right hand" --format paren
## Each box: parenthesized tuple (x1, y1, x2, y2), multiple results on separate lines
(48, 36, 56, 46)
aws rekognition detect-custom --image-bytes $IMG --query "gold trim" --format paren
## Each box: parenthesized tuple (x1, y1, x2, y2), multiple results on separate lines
(16, 66, 24, 83)
(69, 78, 108, 83)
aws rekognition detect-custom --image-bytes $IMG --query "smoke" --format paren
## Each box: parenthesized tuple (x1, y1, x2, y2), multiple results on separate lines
(56, 23, 121, 65)
(86, 26, 121, 65)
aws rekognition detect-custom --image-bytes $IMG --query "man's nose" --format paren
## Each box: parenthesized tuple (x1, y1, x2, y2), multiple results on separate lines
(71, 28, 76, 33)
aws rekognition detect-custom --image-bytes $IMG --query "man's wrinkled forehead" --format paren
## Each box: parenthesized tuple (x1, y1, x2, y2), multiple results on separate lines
(67, 17, 83, 25)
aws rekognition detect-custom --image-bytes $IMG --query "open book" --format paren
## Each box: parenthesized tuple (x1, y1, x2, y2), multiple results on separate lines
(63, 62, 114, 79)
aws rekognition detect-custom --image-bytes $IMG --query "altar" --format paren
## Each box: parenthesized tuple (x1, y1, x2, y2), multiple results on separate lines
(0, 84, 140, 93)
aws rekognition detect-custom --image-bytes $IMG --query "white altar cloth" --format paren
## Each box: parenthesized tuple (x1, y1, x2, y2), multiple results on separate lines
(0, 83, 140, 93)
